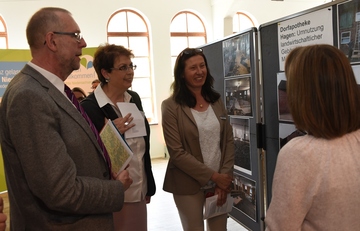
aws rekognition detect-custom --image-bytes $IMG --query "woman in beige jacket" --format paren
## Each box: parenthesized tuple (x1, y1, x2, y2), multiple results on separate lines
(161, 48, 234, 231)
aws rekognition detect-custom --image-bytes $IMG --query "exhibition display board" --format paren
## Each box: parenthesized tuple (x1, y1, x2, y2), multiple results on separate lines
(259, 0, 354, 209)
(200, 28, 264, 231)
(199, 0, 358, 229)
(1, 0, 359, 229)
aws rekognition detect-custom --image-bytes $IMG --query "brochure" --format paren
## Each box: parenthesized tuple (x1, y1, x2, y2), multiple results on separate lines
(99, 120, 133, 175)
(204, 194, 234, 219)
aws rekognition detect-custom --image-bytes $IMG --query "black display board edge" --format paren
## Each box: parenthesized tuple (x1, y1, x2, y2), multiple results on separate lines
(200, 28, 265, 231)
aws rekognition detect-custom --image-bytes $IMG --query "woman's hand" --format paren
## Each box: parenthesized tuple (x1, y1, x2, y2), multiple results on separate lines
(215, 187, 228, 206)
(112, 113, 135, 134)
(211, 172, 232, 192)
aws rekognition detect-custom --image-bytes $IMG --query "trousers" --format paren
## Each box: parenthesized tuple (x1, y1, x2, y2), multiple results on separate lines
(173, 190, 227, 231)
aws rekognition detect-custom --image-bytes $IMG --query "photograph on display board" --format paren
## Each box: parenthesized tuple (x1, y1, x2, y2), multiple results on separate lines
(232, 172, 256, 221)
(225, 76, 252, 117)
(352, 65, 360, 89)
(338, 0, 360, 64)
(223, 33, 251, 77)
(277, 72, 293, 122)
(279, 123, 306, 149)
(230, 117, 251, 175)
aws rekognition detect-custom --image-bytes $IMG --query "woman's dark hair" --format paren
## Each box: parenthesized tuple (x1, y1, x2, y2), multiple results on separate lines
(93, 43, 134, 84)
(285, 44, 360, 139)
(172, 48, 220, 107)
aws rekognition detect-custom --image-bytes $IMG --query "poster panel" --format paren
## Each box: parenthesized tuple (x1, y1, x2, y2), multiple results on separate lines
(231, 118, 251, 175)
(352, 65, 360, 86)
(0, 62, 27, 102)
(223, 33, 251, 77)
(277, 7, 333, 71)
(0, 48, 98, 102)
(65, 53, 97, 95)
(337, 0, 360, 64)
(232, 172, 257, 221)
(225, 76, 252, 117)
(279, 123, 306, 149)
(277, 72, 292, 122)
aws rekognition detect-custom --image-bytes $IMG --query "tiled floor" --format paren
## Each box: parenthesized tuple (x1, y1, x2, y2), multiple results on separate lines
(1, 158, 250, 231)
(148, 158, 249, 231)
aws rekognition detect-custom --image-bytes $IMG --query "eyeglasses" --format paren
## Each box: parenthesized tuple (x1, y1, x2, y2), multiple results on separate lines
(179, 48, 203, 57)
(53, 31, 83, 43)
(111, 65, 137, 72)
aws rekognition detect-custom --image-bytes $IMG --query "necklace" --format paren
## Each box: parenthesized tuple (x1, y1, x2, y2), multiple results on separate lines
(199, 104, 203, 108)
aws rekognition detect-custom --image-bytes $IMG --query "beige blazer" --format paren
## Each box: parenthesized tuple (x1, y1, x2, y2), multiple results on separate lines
(161, 97, 234, 195)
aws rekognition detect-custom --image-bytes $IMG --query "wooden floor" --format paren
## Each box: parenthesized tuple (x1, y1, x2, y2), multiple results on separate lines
(0, 158, 249, 231)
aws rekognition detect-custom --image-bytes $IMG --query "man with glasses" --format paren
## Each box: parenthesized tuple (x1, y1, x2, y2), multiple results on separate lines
(0, 7, 132, 230)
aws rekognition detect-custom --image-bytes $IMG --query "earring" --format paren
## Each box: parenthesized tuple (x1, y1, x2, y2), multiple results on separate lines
(105, 78, 110, 82)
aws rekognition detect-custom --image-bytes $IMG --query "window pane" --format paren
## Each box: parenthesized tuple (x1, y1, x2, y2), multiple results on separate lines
(0, 22, 4, 32)
(140, 97, 153, 119)
(171, 57, 177, 74)
(133, 57, 150, 77)
(0, 37, 6, 48)
(233, 13, 254, 33)
(107, 10, 155, 123)
(127, 12, 147, 32)
(108, 12, 127, 32)
(170, 37, 188, 56)
(187, 14, 204, 32)
(188, 37, 206, 48)
(239, 14, 253, 31)
(108, 37, 129, 47)
(132, 78, 151, 97)
(128, 37, 149, 56)
(170, 14, 187, 32)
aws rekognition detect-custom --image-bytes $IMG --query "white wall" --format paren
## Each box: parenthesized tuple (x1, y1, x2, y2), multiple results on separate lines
(211, 0, 330, 39)
(0, 0, 329, 158)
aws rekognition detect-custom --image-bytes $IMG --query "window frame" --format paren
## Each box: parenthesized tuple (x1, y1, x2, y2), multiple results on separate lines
(0, 16, 8, 48)
(233, 12, 255, 33)
(107, 9, 155, 123)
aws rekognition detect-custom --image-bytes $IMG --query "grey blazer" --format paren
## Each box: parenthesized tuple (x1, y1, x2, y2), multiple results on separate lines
(0, 64, 124, 230)
(161, 97, 234, 195)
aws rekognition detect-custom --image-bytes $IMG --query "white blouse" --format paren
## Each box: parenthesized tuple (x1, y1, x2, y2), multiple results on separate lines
(191, 105, 221, 172)
(94, 87, 147, 202)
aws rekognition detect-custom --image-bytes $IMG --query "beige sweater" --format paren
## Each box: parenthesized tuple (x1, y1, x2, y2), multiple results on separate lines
(265, 129, 360, 231)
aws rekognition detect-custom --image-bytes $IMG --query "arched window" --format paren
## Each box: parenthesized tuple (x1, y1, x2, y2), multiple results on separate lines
(107, 9, 155, 123)
(170, 11, 207, 71)
(0, 16, 8, 48)
(233, 12, 255, 33)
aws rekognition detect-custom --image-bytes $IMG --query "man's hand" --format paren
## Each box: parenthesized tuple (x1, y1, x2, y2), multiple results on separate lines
(113, 169, 133, 190)
(0, 197, 7, 231)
